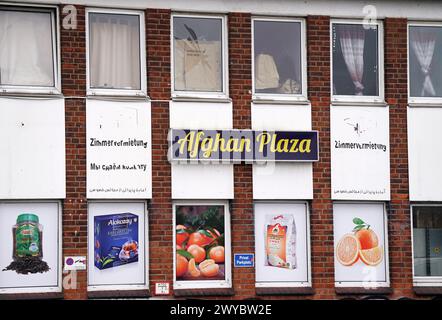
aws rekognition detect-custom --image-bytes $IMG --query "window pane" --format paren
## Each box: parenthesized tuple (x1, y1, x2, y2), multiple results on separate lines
(173, 17, 223, 92)
(89, 13, 141, 90)
(0, 9, 54, 87)
(254, 20, 302, 95)
(409, 26, 442, 98)
(413, 206, 442, 277)
(332, 23, 379, 97)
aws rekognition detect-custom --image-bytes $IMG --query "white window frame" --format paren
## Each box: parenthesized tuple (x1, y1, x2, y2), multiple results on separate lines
(408, 22, 442, 106)
(87, 200, 149, 292)
(254, 201, 312, 288)
(86, 8, 147, 97)
(171, 13, 229, 101)
(333, 201, 390, 288)
(173, 200, 232, 290)
(0, 4, 61, 96)
(330, 19, 385, 105)
(252, 17, 308, 103)
(0, 200, 62, 295)
(411, 203, 442, 286)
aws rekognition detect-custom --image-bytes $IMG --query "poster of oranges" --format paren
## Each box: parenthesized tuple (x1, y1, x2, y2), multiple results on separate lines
(333, 203, 389, 284)
(175, 205, 226, 281)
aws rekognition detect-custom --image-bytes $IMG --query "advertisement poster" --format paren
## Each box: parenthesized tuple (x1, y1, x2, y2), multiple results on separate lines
(331, 106, 390, 201)
(88, 202, 147, 289)
(86, 100, 152, 199)
(174, 204, 231, 287)
(333, 202, 389, 286)
(0, 202, 61, 293)
(254, 202, 310, 285)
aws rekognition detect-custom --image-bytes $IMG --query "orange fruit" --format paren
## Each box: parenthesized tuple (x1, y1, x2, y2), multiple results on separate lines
(336, 234, 360, 266)
(176, 225, 189, 246)
(209, 246, 225, 263)
(355, 229, 378, 250)
(199, 259, 220, 277)
(203, 229, 221, 245)
(188, 232, 207, 247)
(359, 246, 383, 266)
(187, 244, 206, 263)
(188, 258, 201, 278)
(176, 254, 188, 277)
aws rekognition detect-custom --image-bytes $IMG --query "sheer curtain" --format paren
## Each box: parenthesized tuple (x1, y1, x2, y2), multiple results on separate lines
(338, 25, 365, 95)
(90, 13, 141, 90)
(0, 10, 54, 86)
(411, 28, 436, 97)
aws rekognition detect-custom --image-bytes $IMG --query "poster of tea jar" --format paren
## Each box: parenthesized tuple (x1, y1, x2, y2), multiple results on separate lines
(254, 202, 311, 287)
(0, 201, 61, 293)
(333, 202, 389, 286)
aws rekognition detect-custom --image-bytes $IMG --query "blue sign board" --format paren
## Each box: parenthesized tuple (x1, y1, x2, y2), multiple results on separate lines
(234, 253, 255, 268)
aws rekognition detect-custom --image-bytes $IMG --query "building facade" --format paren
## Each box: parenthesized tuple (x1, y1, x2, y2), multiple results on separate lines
(0, 0, 441, 299)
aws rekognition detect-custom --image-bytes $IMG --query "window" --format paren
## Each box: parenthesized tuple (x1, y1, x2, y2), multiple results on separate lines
(87, 9, 146, 96)
(331, 20, 384, 103)
(173, 201, 231, 290)
(0, 6, 59, 94)
(253, 18, 306, 101)
(172, 14, 227, 99)
(409, 24, 442, 103)
(412, 206, 442, 284)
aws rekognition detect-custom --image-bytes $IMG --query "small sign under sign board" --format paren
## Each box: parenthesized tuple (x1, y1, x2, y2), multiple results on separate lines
(64, 256, 86, 271)
(155, 282, 170, 295)
(234, 253, 255, 268)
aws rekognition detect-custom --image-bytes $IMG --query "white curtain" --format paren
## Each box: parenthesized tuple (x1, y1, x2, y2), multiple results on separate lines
(0, 10, 54, 86)
(90, 14, 140, 90)
(339, 25, 365, 95)
(411, 29, 436, 97)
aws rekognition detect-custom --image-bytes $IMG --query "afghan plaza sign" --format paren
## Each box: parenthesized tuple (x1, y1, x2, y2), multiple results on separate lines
(168, 129, 319, 163)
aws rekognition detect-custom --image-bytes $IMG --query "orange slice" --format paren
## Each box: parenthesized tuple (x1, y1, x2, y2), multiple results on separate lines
(336, 234, 360, 266)
(188, 258, 201, 277)
(359, 246, 383, 266)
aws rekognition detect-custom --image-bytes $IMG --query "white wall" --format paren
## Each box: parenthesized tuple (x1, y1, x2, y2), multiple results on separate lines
(0, 97, 66, 199)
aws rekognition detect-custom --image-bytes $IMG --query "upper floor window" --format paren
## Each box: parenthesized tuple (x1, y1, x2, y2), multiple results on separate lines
(409, 24, 442, 104)
(172, 14, 227, 99)
(87, 9, 146, 96)
(0, 6, 59, 94)
(252, 18, 307, 102)
(331, 20, 384, 103)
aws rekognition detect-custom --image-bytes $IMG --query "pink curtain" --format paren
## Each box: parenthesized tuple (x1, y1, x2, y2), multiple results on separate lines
(411, 29, 436, 97)
(339, 25, 365, 95)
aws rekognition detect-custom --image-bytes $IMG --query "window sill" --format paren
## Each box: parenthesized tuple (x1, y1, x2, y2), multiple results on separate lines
(0, 90, 63, 98)
(87, 289, 151, 299)
(255, 286, 314, 296)
(252, 96, 310, 105)
(172, 94, 232, 104)
(335, 286, 392, 295)
(331, 100, 388, 107)
(0, 292, 64, 300)
(413, 286, 442, 296)
(86, 94, 150, 102)
(174, 287, 234, 297)
(408, 101, 442, 107)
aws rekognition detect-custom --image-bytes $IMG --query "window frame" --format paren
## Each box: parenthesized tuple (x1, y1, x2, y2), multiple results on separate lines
(408, 22, 442, 106)
(330, 19, 385, 105)
(254, 200, 312, 288)
(411, 203, 442, 286)
(0, 4, 61, 96)
(173, 200, 232, 290)
(86, 8, 147, 97)
(251, 16, 308, 103)
(171, 13, 229, 101)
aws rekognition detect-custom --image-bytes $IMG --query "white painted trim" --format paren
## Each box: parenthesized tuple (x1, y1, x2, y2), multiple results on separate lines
(330, 19, 385, 105)
(0, 3, 61, 95)
(171, 13, 229, 100)
(333, 201, 391, 288)
(85, 8, 148, 97)
(0, 200, 63, 295)
(407, 22, 442, 106)
(254, 200, 312, 288)
(86, 200, 150, 292)
(251, 16, 308, 103)
(173, 200, 232, 290)
(410, 203, 442, 286)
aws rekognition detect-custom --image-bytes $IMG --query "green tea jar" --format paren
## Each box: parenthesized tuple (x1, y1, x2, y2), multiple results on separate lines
(13, 214, 43, 259)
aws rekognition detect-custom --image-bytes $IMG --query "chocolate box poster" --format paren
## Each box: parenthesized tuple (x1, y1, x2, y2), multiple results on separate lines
(169, 129, 319, 163)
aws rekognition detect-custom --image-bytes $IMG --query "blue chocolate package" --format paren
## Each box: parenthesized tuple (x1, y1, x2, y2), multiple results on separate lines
(94, 213, 139, 270)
